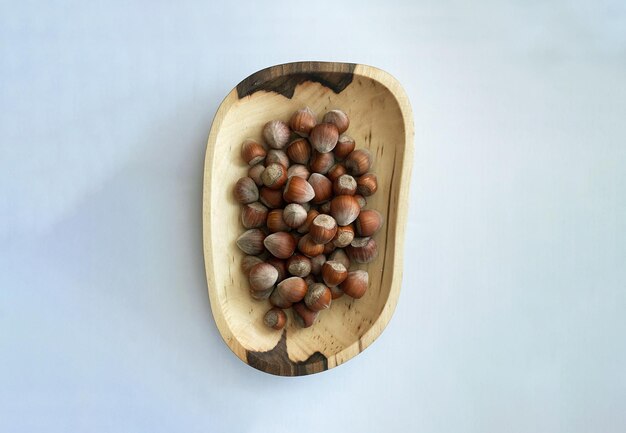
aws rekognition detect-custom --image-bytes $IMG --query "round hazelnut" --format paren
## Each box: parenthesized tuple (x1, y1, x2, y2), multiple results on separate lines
(297, 234, 325, 258)
(334, 134, 355, 160)
(357, 173, 378, 196)
(346, 237, 378, 263)
(289, 107, 317, 137)
(283, 176, 315, 204)
(286, 138, 311, 164)
(248, 164, 265, 186)
(329, 249, 350, 270)
(333, 174, 357, 196)
(263, 307, 287, 330)
(265, 149, 290, 168)
(236, 229, 266, 255)
(309, 151, 335, 174)
(329, 285, 345, 299)
(241, 255, 264, 276)
(354, 194, 367, 208)
(264, 232, 297, 259)
(309, 214, 338, 245)
(297, 209, 320, 234)
(259, 187, 284, 209)
(304, 283, 332, 311)
(266, 209, 291, 233)
(282, 203, 307, 228)
(241, 202, 268, 228)
(234, 177, 259, 204)
(266, 256, 288, 282)
(287, 254, 312, 277)
(321, 260, 348, 287)
(332, 224, 354, 248)
(310, 254, 326, 275)
(323, 109, 350, 134)
(287, 164, 310, 179)
(355, 209, 383, 237)
(276, 277, 308, 303)
(330, 195, 361, 226)
(309, 123, 339, 153)
(308, 173, 333, 204)
(339, 270, 369, 299)
(292, 302, 319, 328)
(249, 262, 279, 292)
(345, 149, 372, 176)
(261, 163, 288, 190)
(269, 288, 292, 309)
(327, 163, 347, 182)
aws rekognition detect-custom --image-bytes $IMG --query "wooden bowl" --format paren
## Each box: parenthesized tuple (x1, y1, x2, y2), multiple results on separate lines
(203, 62, 414, 376)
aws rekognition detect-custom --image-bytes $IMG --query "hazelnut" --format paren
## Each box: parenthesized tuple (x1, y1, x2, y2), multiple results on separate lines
(276, 276, 308, 303)
(333, 174, 357, 196)
(309, 151, 335, 174)
(241, 138, 266, 166)
(332, 224, 355, 248)
(329, 249, 350, 269)
(357, 173, 378, 196)
(287, 164, 310, 179)
(297, 234, 325, 258)
(322, 109, 350, 134)
(309, 122, 339, 153)
(283, 176, 315, 204)
(259, 187, 284, 209)
(330, 195, 361, 226)
(304, 283, 332, 311)
(289, 107, 317, 137)
(333, 134, 355, 160)
(304, 274, 317, 287)
(339, 270, 369, 299)
(308, 173, 333, 204)
(310, 254, 326, 275)
(234, 177, 259, 204)
(263, 120, 290, 149)
(355, 209, 383, 237)
(286, 138, 311, 164)
(264, 232, 296, 259)
(269, 288, 292, 309)
(327, 163, 347, 182)
(261, 163, 288, 190)
(354, 194, 367, 208)
(329, 285, 345, 299)
(265, 149, 290, 168)
(346, 237, 378, 263)
(248, 262, 279, 292)
(321, 260, 348, 287)
(282, 203, 307, 228)
(236, 229, 266, 255)
(292, 302, 319, 328)
(296, 210, 318, 234)
(263, 307, 287, 330)
(287, 254, 312, 277)
(345, 149, 372, 176)
(309, 214, 338, 244)
(266, 209, 291, 233)
(241, 255, 264, 276)
(248, 164, 265, 186)
(241, 202, 268, 228)
(266, 256, 288, 282)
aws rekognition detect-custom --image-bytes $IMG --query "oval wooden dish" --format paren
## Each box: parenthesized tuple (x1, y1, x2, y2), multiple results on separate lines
(203, 62, 414, 376)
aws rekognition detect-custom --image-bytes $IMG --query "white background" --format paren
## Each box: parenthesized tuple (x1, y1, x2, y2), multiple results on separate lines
(1, 1, 625, 432)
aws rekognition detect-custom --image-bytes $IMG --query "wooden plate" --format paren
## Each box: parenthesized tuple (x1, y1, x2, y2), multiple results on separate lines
(203, 62, 414, 376)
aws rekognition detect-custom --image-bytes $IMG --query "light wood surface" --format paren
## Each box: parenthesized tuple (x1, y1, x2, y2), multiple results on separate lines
(203, 62, 414, 376)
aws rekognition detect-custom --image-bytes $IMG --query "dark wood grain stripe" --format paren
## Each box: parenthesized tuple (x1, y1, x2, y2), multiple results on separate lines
(237, 62, 356, 99)
(246, 330, 328, 376)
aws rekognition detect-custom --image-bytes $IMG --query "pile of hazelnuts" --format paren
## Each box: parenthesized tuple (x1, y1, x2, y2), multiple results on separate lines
(234, 107, 383, 330)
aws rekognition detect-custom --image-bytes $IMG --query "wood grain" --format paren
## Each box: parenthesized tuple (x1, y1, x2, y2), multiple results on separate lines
(203, 61, 414, 376)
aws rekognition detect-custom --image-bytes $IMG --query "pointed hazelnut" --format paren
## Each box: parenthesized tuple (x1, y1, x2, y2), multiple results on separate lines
(241, 202, 268, 228)
(333, 134, 355, 160)
(355, 209, 383, 237)
(309, 150, 335, 174)
(236, 229, 266, 255)
(297, 234, 325, 258)
(266, 209, 291, 233)
(287, 254, 311, 277)
(264, 232, 296, 259)
(322, 109, 350, 134)
(309, 122, 339, 153)
(345, 149, 372, 176)
(289, 107, 317, 137)
(330, 195, 361, 226)
(346, 237, 378, 263)
(308, 173, 333, 204)
(339, 270, 369, 299)
(286, 138, 311, 165)
(283, 176, 315, 203)
(241, 139, 266, 166)
(282, 203, 307, 228)
(234, 177, 259, 204)
(248, 262, 279, 292)
(276, 276, 308, 303)
(321, 260, 348, 287)
(263, 120, 290, 149)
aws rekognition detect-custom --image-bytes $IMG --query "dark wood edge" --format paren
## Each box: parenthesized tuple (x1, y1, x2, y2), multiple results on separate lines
(236, 61, 357, 99)
(246, 330, 328, 376)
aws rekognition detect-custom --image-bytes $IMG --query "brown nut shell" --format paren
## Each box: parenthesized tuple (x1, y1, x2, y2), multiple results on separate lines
(339, 270, 369, 299)
(330, 195, 361, 226)
(266, 209, 291, 233)
(329, 285, 345, 299)
(269, 288, 293, 309)
(327, 163, 347, 182)
(248, 164, 265, 186)
(248, 262, 279, 292)
(328, 249, 350, 270)
(309, 214, 338, 245)
(265, 256, 288, 282)
(261, 163, 288, 189)
(282, 203, 307, 228)
(297, 209, 320, 234)
(259, 187, 284, 209)
(357, 173, 378, 196)
(333, 134, 355, 160)
(333, 174, 357, 196)
(355, 209, 383, 237)
(346, 237, 378, 263)
(265, 149, 290, 168)
(241, 202, 268, 229)
(276, 277, 308, 303)
(297, 234, 325, 258)
(263, 308, 287, 330)
(241, 139, 266, 166)
(345, 149, 372, 176)
(292, 302, 319, 328)
(309, 122, 339, 153)
(286, 138, 311, 165)
(308, 173, 333, 204)
(241, 255, 265, 276)
(236, 229, 266, 255)
(287, 254, 312, 277)
(263, 120, 290, 149)
(234, 177, 259, 204)
(264, 232, 297, 259)
(322, 110, 350, 134)
(289, 107, 317, 137)
(332, 224, 355, 248)
(304, 283, 332, 311)
(283, 176, 315, 204)
(287, 164, 310, 179)
(309, 151, 335, 174)
(321, 260, 348, 287)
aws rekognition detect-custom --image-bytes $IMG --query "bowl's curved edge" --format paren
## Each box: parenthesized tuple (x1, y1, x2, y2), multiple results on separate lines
(203, 61, 414, 376)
